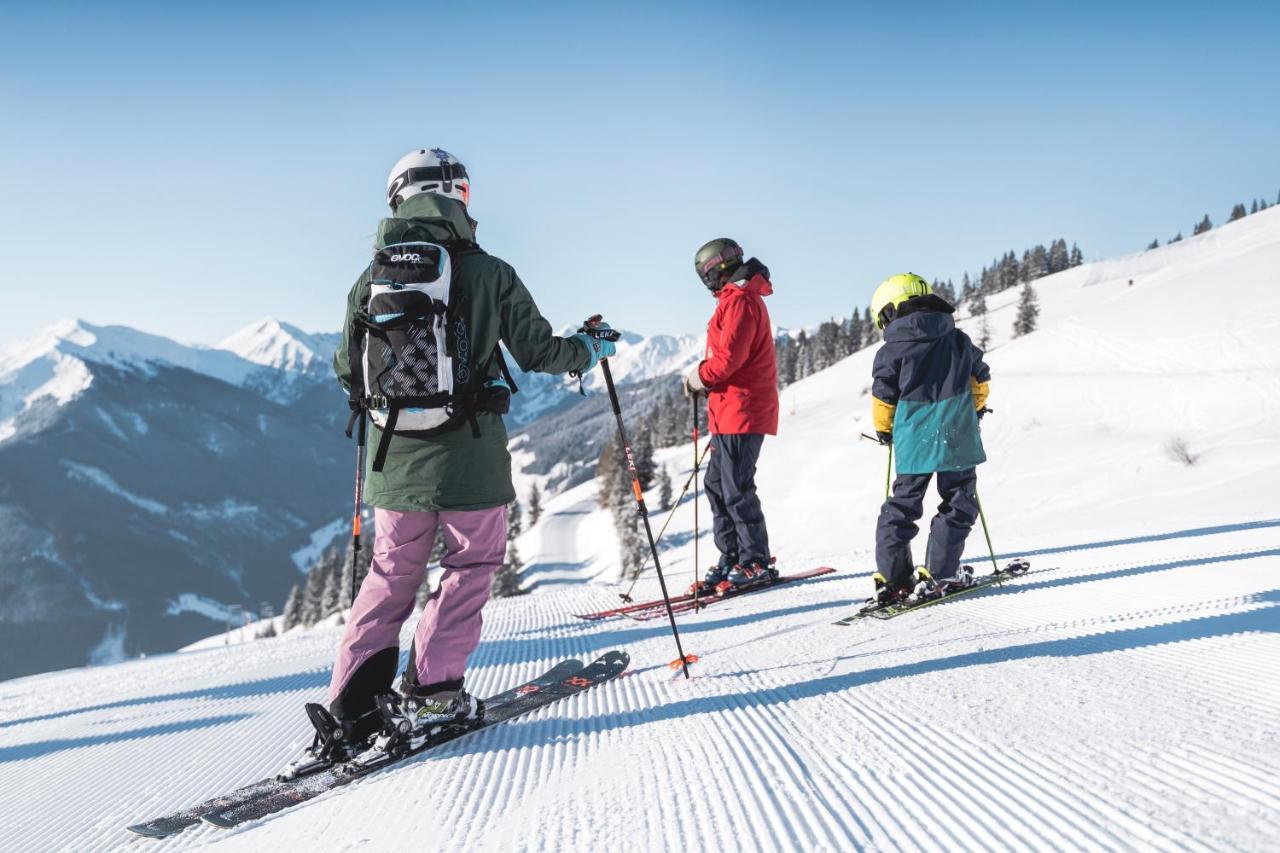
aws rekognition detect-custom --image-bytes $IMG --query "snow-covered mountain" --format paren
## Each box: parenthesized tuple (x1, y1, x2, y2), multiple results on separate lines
(3, 206, 1278, 850)
(216, 318, 341, 380)
(505, 329, 702, 426)
(0, 318, 354, 681)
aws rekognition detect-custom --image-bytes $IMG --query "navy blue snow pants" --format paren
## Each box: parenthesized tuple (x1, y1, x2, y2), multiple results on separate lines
(875, 467, 979, 586)
(704, 433, 770, 568)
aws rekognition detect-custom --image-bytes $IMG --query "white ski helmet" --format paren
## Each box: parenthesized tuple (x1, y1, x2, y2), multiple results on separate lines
(386, 148, 470, 210)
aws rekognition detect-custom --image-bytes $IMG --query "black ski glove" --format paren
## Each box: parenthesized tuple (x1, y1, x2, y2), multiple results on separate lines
(876, 431, 893, 446)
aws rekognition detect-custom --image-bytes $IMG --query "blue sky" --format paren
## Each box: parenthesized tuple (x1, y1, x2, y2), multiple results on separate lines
(2, 1, 1278, 345)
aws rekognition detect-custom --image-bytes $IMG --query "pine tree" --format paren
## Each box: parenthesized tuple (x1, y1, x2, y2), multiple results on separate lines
(1013, 283, 1040, 337)
(1170, 231, 1183, 243)
(1228, 203, 1247, 223)
(776, 337, 798, 388)
(320, 553, 344, 620)
(1146, 238, 1159, 250)
(300, 552, 329, 626)
(968, 283, 988, 317)
(657, 466, 673, 511)
(281, 583, 302, 631)
(508, 498, 523, 539)
(527, 485, 542, 526)
(978, 308, 992, 351)
(1251, 199, 1259, 215)
(1193, 214, 1212, 235)
(960, 272, 973, 302)
(863, 308, 879, 344)
(1069, 243, 1083, 266)
(633, 429, 656, 491)
(492, 523, 525, 598)
(1048, 239, 1070, 274)
(848, 311, 864, 353)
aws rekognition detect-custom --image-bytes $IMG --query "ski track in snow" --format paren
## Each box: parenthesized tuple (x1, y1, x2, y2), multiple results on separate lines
(0, 522, 1277, 851)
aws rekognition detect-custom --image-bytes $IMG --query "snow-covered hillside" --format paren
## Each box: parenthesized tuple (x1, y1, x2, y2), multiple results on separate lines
(2, 208, 1279, 850)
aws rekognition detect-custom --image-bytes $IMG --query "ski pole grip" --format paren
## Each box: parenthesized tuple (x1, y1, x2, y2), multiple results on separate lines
(579, 314, 623, 342)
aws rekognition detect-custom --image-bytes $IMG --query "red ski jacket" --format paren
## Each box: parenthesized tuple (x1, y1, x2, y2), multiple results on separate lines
(697, 269, 779, 435)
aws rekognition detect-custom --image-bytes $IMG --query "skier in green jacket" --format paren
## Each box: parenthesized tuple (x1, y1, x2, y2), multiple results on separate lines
(303, 148, 615, 764)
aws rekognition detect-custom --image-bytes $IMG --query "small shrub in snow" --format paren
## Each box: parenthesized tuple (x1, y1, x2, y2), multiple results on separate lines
(1166, 437, 1199, 466)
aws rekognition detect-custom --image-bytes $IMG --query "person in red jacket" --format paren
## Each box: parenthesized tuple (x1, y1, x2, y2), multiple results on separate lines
(684, 238, 780, 594)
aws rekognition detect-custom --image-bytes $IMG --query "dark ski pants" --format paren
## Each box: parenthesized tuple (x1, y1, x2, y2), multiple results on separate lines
(875, 467, 978, 586)
(704, 433, 770, 567)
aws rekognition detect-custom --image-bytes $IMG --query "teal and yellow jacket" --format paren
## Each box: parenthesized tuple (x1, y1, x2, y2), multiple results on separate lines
(871, 295, 990, 475)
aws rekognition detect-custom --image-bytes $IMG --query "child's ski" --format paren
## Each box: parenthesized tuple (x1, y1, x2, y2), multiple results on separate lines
(833, 560, 1031, 625)
(198, 651, 629, 830)
(125, 656, 591, 839)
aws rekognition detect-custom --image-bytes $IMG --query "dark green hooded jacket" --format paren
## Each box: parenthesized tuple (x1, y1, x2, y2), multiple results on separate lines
(333, 193, 591, 511)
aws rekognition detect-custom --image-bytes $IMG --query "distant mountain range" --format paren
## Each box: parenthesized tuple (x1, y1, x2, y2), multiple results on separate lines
(0, 317, 700, 680)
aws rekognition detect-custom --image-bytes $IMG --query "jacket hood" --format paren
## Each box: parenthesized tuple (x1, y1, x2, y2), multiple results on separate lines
(884, 305, 955, 343)
(376, 193, 476, 247)
(718, 258, 773, 298)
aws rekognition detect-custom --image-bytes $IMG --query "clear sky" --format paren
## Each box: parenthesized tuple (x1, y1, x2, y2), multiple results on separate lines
(2, 1, 1278, 345)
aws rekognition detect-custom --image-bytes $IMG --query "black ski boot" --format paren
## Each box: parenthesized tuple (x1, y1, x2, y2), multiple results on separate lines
(277, 703, 377, 781)
(871, 569, 922, 606)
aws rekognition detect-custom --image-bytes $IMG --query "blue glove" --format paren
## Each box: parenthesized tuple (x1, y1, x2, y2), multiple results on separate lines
(572, 323, 617, 372)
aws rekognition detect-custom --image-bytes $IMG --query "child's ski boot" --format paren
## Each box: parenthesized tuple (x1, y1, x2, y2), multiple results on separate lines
(931, 565, 976, 598)
(872, 570, 918, 606)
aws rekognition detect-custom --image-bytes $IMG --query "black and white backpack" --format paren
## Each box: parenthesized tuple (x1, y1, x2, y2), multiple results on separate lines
(347, 238, 515, 471)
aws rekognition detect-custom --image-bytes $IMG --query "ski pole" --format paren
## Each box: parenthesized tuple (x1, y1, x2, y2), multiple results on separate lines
(583, 317, 694, 679)
(618, 440, 712, 601)
(975, 490, 1000, 575)
(885, 445, 893, 500)
(348, 409, 367, 608)
(858, 432, 893, 499)
(691, 392, 701, 610)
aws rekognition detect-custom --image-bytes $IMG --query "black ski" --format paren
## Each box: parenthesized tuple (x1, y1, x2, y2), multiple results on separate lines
(199, 651, 629, 830)
(125, 657, 588, 839)
(834, 560, 1031, 626)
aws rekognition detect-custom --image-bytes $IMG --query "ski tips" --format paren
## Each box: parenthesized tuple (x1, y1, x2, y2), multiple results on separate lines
(669, 653, 699, 670)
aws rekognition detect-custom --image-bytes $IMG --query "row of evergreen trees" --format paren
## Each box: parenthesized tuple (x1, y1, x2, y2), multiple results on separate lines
(1147, 190, 1280, 249)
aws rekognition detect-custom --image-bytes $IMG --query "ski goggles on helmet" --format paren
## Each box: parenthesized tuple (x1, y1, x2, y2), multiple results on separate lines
(387, 162, 471, 206)
(697, 243, 745, 289)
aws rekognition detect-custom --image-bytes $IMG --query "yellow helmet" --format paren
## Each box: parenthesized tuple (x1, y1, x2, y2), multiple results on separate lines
(871, 273, 931, 330)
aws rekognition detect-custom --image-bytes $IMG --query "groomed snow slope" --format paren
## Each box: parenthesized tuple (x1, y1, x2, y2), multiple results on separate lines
(2, 209, 1279, 851)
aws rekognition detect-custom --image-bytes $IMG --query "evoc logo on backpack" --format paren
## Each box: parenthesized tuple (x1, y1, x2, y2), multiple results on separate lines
(389, 253, 423, 263)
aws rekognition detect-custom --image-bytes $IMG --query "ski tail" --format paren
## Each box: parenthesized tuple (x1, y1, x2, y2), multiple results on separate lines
(198, 652, 629, 830)
(126, 656, 588, 839)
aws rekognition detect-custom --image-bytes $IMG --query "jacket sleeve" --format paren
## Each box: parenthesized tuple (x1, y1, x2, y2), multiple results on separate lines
(498, 266, 592, 375)
(871, 347, 899, 433)
(968, 334, 991, 410)
(697, 297, 756, 387)
(332, 269, 370, 394)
